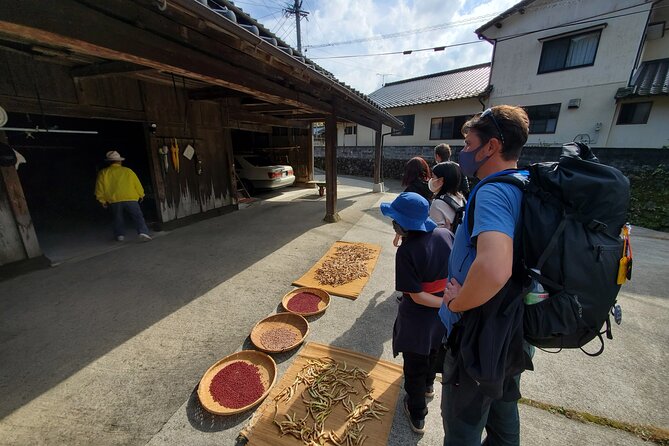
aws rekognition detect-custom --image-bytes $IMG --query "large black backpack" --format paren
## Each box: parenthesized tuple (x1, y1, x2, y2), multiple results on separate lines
(467, 142, 630, 355)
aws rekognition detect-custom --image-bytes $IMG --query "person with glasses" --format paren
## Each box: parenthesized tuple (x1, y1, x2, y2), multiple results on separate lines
(380, 192, 452, 435)
(439, 105, 533, 445)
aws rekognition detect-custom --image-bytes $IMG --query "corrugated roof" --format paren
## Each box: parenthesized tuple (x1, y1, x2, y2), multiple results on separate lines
(616, 58, 669, 98)
(632, 58, 669, 95)
(368, 63, 491, 108)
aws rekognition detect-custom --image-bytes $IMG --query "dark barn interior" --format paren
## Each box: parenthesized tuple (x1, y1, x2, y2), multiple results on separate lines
(7, 113, 156, 262)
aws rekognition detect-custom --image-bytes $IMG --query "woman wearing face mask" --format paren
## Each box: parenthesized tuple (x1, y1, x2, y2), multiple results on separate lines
(428, 162, 466, 232)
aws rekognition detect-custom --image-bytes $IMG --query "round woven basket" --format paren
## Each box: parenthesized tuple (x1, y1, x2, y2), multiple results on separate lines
(281, 287, 330, 317)
(250, 312, 309, 353)
(197, 350, 277, 415)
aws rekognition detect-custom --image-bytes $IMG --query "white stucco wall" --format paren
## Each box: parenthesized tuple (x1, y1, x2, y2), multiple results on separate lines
(350, 98, 484, 147)
(608, 97, 669, 148)
(484, 0, 654, 147)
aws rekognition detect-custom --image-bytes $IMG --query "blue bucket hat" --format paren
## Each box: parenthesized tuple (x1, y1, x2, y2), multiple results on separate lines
(380, 192, 437, 232)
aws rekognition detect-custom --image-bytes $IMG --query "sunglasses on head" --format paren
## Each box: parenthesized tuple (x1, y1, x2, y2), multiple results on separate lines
(480, 108, 505, 147)
(392, 220, 409, 237)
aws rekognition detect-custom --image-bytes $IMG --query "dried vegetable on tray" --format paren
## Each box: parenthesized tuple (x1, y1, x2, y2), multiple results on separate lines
(272, 357, 388, 446)
(314, 244, 376, 287)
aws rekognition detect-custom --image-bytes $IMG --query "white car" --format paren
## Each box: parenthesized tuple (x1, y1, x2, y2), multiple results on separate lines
(234, 154, 295, 194)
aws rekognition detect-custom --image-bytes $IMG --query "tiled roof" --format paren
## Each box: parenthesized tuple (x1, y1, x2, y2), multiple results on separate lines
(475, 0, 537, 37)
(615, 58, 669, 99)
(200, 0, 401, 127)
(368, 63, 491, 108)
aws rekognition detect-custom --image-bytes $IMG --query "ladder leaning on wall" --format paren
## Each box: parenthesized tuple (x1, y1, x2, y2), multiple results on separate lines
(233, 170, 253, 203)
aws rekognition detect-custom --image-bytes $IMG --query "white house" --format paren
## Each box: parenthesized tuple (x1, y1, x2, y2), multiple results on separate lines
(335, 63, 491, 149)
(477, 0, 668, 148)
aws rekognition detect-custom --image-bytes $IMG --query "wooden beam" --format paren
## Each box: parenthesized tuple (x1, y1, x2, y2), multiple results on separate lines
(0, 165, 41, 259)
(373, 130, 382, 185)
(188, 86, 249, 101)
(0, 94, 148, 121)
(71, 60, 152, 79)
(0, 0, 334, 114)
(225, 108, 310, 128)
(241, 104, 299, 114)
(323, 113, 339, 223)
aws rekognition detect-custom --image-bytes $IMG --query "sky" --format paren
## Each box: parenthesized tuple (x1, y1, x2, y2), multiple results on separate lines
(230, 0, 521, 94)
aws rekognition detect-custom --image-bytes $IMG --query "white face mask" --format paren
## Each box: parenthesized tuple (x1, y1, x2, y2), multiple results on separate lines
(428, 177, 442, 193)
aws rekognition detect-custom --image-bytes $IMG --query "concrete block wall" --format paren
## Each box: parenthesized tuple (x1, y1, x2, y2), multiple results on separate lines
(314, 145, 669, 179)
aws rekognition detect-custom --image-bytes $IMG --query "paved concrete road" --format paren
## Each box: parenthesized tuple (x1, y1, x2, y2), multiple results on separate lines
(0, 176, 667, 446)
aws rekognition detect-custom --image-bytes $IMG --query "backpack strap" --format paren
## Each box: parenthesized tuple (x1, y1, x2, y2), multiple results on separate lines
(437, 194, 464, 213)
(465, 171, 528, 241)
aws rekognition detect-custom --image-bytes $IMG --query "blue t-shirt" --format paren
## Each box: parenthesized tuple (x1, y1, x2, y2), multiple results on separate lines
(438, 172, 525, 328)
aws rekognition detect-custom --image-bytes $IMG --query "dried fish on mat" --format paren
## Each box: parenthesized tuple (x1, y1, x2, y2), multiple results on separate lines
(273, 357, 389, 446)
(315, 244, 376, 287)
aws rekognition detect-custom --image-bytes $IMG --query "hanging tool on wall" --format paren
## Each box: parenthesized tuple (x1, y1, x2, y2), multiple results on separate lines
(182, 142, 203, 175)
(158, 139, 170, 175)
(171, 138, 180, 173)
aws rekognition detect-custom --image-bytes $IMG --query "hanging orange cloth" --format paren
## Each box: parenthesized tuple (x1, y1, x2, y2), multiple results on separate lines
(171, 138, 180, 173)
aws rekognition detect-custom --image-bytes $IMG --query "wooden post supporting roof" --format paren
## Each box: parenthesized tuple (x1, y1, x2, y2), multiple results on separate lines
(323, 114, 339, 223)
(372, 129, 384, 192)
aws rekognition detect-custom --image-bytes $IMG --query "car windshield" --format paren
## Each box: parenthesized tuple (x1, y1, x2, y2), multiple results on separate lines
(243, 155, 275, 167)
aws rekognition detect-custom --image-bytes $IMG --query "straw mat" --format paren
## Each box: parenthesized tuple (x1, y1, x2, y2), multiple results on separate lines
(292, 241, 382, 300)
(239, 342, 402, 446)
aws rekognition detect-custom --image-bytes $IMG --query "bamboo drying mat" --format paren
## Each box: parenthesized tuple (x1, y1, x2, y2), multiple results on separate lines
(292, 241, 382, 299)
(239, 342, 403, 446)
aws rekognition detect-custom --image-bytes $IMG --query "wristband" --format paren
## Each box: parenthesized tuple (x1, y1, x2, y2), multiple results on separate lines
(447, 299, 455, 311)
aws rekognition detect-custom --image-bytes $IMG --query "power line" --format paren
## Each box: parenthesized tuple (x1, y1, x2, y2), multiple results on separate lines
(304, 12, 501, 49)
(308, 1, 662, 61)
(309, 40, 483, 59)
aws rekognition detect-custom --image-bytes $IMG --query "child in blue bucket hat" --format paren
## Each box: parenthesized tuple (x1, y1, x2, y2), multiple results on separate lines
(380, 192, 453, 434)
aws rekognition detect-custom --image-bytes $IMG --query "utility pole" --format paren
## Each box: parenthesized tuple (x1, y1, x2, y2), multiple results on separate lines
(284, 0, 309, 54)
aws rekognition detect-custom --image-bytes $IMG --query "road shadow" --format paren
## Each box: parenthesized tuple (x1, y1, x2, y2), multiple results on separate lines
(330, 290, 397, 359)
(0, 193, 362, 420)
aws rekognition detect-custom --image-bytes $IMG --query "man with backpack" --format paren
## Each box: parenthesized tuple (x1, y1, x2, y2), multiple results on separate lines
(439, 105, 532, 445)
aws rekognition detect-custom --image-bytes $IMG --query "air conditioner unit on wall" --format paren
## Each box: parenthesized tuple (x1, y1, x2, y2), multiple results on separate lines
(568, 98, 581, 109)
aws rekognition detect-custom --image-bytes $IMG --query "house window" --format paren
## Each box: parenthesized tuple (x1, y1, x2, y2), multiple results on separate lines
(344, 125, 357, 135)
(617, 102, 652, 125)
(525, 103, 561, 134)
(430, 115, 469, 140)
(392, 115, 415, 136)
(538, 30, 601, 73)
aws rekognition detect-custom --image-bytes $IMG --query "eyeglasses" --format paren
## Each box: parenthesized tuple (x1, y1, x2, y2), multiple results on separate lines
(480, 108, 505, 147)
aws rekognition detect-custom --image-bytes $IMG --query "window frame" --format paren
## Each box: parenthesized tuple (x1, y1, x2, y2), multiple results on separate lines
(429, 115, 470, 140)
(524, 103, 561, 134)
(537, 29, 602, 74)
(391, 114, 415, 136)
(616, 102, 652, 125)
(344, 125, 357, 135)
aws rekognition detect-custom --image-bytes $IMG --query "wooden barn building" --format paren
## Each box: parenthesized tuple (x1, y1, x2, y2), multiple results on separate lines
(0, 0, 401, 273)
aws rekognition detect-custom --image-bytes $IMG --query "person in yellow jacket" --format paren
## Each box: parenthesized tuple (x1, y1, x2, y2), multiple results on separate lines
(95, 150, 152, 242)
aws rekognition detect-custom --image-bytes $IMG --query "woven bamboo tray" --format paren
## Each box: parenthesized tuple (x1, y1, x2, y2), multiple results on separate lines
(250, 313, 309, 353)
(281, 287, 330, 317)
(197, 350, 277, 415)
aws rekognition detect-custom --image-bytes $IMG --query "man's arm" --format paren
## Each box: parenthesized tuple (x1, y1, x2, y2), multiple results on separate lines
(444, 230, 513, 312)
(94, 171, 107, 206)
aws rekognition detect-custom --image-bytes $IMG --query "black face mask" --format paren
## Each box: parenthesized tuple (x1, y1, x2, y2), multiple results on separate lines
(392, 220, 409, 237)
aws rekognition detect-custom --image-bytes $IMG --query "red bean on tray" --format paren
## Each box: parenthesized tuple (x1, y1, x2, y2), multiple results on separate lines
(209, 361, 265, 408)
(287, 292, 321, 313)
